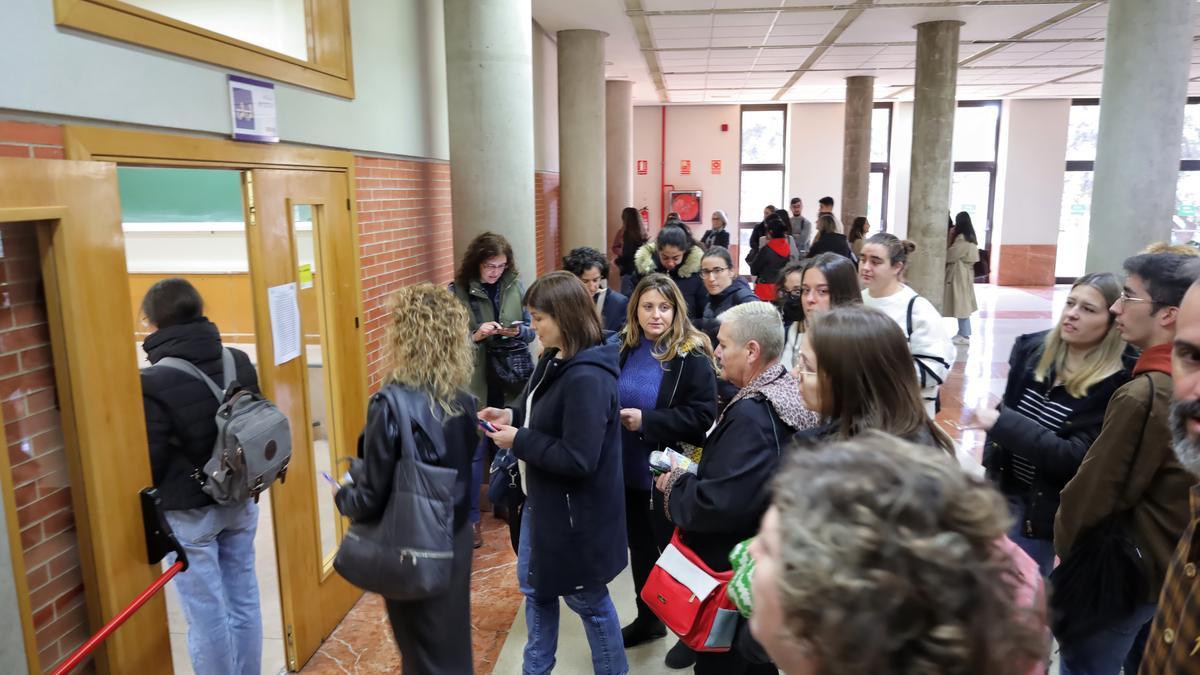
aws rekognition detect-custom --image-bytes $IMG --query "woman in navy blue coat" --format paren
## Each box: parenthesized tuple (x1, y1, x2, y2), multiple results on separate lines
(480, 271, 628, 675)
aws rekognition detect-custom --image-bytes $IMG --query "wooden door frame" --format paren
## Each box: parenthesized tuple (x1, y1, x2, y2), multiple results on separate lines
(62, 127, 369, 670)
(0, 159, 169, 674)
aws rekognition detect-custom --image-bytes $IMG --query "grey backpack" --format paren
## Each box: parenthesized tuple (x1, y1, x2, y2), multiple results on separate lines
(155, 349, 292, 504)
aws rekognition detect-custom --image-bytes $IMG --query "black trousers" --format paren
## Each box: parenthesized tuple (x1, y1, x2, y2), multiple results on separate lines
(694, 621, 778, 675)
(385, 523, 475, 674)
(626, 487, 673, 623)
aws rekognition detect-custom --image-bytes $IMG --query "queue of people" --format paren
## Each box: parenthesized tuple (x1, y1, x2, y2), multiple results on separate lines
(142, 198, 1200, 675)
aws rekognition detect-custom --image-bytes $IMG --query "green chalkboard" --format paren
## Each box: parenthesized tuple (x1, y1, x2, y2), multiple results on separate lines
(118, 167, 245, 223)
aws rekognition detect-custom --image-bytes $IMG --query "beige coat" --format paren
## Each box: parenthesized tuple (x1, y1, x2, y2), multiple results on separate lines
(944, 234, 979, 318)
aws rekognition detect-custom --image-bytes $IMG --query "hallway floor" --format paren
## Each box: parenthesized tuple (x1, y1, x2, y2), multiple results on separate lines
(298, 283, 1064, 675)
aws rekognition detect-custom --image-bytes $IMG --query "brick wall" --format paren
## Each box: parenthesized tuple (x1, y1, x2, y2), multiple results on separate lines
(0, 123, 88, 672)
(535, 172, 560, 276)
(355, 157, 455, 392)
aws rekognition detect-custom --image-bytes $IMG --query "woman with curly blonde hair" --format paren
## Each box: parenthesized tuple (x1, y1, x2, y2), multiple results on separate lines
(334, 283, 479, 674)
(748, 432, 1047, 675)
(616, 273, 718, 651)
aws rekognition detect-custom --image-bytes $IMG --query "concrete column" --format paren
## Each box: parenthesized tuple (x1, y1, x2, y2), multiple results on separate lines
(1086, 0, 1194, 273)
(841, 75, 875, 229)
(905, 20, 961, 310)
(443, 0, 536, 281)
(558, 29, 608, 255)
(606, 80, 634, 287)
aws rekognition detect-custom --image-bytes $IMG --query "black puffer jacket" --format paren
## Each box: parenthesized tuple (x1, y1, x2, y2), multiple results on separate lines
(141, 319, 260, 511)
(695, 279, 759, 343)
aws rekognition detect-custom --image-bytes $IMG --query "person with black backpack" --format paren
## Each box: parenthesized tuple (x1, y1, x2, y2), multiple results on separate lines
(139, 278, 266, 675)
(450, 232, 535, 549)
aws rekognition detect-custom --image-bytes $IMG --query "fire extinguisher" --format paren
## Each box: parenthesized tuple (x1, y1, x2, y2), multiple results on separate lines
(639, 206, 650, 229)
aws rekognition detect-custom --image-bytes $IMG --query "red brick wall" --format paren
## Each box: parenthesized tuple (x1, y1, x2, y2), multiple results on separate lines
(355, 157, 455, 391)
(535, 172, 560, 276)
(0, 123, 88, 672)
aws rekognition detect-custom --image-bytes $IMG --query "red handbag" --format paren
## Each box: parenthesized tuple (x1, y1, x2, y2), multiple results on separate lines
(640, 529, 741, 652)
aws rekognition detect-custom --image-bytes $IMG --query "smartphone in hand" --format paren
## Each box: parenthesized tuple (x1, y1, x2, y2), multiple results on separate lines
(478, 419, 499, 433)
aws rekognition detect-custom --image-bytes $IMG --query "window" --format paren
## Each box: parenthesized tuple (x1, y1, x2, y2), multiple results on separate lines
(869, 103, 892, 231)
(950, 101, 1002, 251)
(55, 0, 354, 97)
(739, 105, 787, 275)
(1056, 98, 1200, 280)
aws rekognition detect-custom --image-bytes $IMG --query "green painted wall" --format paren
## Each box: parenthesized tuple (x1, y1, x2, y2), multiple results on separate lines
(118, 167, 244, 223)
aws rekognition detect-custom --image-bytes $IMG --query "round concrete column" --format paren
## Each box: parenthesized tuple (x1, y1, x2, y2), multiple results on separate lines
(841, 75, 875, 229)
(558, 29, 608, 255)
(1086, 0, 1195, 272)
(606, 80, 633, 286)
(443, 0, 537, 281)
(905, 20, 961, 310)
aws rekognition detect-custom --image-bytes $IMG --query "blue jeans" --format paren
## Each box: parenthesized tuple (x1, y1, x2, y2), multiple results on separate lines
(957, 317, 972, 337)
(165, 500, 263, 675)
(1059, 602, 1157, 675)
(518, 506, 628, 675)
(470, 436, 489, 524)
(1007, 497, 1055, 577)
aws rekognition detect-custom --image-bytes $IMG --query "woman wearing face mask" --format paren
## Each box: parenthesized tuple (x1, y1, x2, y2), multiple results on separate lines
(858, 233, 956, 417)
(793, 306, 954, 454)
(701, 210, 731, 251)
(632, 221, 708, 321)
(777, 254, 861, 372)
(696, 246, 759, 344)
(616, 274, 718, 650)
(967, 273, 1129, 576)
(479, 272, 628, 675)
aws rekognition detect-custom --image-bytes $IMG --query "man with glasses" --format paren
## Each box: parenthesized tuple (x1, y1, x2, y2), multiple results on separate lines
(1055, 251, 1200, 674)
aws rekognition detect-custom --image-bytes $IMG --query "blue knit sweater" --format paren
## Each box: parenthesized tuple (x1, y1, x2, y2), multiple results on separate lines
(619, 338, 665, 489)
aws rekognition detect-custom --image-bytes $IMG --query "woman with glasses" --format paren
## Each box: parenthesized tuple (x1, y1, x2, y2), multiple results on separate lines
(695, 246, 759, 344)
(451, 231, 536, 549)
(967, 273, 1129, 576)
(777, 254, 861, 372)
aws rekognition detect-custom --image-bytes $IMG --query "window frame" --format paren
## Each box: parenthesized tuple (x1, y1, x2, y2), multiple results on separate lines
(53, 0, 355, 98)
(738, 104, 787, 275)
(952, 99, 1002, 251)
(871, 101, 893, 232)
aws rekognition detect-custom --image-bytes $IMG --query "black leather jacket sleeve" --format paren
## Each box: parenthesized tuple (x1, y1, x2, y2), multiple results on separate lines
(334, 397, 395, 522)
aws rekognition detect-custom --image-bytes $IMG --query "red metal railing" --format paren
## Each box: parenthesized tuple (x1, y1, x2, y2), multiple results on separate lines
(50, 560, 185, 675)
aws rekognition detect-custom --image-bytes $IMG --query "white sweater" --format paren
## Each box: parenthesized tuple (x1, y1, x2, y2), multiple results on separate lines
(861, 285, 956, 415)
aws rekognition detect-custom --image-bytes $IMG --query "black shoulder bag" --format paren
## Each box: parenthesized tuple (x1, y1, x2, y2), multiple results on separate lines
(1048, 374, 1153, 643)
(466, 293, 533, 389)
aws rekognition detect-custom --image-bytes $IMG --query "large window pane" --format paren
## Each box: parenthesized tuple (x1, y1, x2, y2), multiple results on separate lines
(123, 0, 310, 61)
(738, 170, 783, 275)
(1175, 171, 1200, 243)
(952, 104, 1001, 163)
(741, 110, 785, 164)
(950, 171, 991, 228)
(867, 171, 884, 228)
(870, 107, 891, 164)
(1056, 171, 1093, 279)
(1066, 104, 1101, 162)
(1182, 105, 1200, 161)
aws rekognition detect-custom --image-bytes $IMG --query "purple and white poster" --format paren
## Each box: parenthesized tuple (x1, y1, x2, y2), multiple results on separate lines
(228, 75, 278, 143)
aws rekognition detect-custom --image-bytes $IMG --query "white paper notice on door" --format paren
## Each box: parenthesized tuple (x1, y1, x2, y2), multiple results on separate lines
(268, 282, 302, 366)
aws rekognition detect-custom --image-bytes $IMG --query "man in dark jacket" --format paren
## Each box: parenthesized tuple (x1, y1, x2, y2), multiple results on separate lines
(139, 278, 264, 675)
(657, 302, 808, 674)
(563, 246, 629, 333)
(1055, 252, 1200, 675)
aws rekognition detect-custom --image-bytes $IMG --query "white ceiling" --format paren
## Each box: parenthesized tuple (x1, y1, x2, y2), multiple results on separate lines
(531, 0, 1200, 105)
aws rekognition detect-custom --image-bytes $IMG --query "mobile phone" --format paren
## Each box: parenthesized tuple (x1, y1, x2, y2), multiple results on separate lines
(319, 470, 338, 487)
(478, 419, 499, 433)
(508, 320, 524, 327)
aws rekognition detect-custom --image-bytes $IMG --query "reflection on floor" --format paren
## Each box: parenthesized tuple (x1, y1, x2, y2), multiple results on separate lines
(300, 284, 1064, 674)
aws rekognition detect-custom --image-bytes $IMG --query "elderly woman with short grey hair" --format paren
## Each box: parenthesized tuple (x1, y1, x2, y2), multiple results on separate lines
(655, 301, 818, 674)
(701, 210, 731, 251)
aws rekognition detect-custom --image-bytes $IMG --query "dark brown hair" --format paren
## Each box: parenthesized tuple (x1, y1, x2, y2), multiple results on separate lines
(524, 271, 603, 358)
(863, 232, 917, 269)
(848, 216, 869, 244)
(621, 207, 647, 253)
(455, 232, 518, 290)
(808, 306, 953, 454)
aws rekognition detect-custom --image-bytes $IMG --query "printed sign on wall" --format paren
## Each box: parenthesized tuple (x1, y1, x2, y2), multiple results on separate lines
(680, 160, 692, 175)
(711, 160, 722, 175)
(636, 160, 648, 175)
(228, 75, 278, 143)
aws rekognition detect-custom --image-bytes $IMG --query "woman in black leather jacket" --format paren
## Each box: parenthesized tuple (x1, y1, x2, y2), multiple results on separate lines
(334, 283, 479, 674)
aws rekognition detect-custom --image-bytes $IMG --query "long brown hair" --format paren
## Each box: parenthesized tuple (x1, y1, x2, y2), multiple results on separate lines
(524, 271, 602, 358)
(808, 306, 954, 454)
(621, 207, 647, 254)
(622, 273, 716, 367)
(455, 232, 518, 290)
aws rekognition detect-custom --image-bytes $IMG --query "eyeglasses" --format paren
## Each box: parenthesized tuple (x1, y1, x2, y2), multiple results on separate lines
(482, 262, 509, 271)
(700, 267, 729, 278)
(1118, 292, 1149, 304)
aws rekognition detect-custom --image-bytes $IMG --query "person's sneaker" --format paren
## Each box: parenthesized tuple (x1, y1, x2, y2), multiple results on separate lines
(664, 640, 696, 669)
(952, 335, 970, 345)
(621, 616, 667, 648)
(472, 522, 483, 549)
